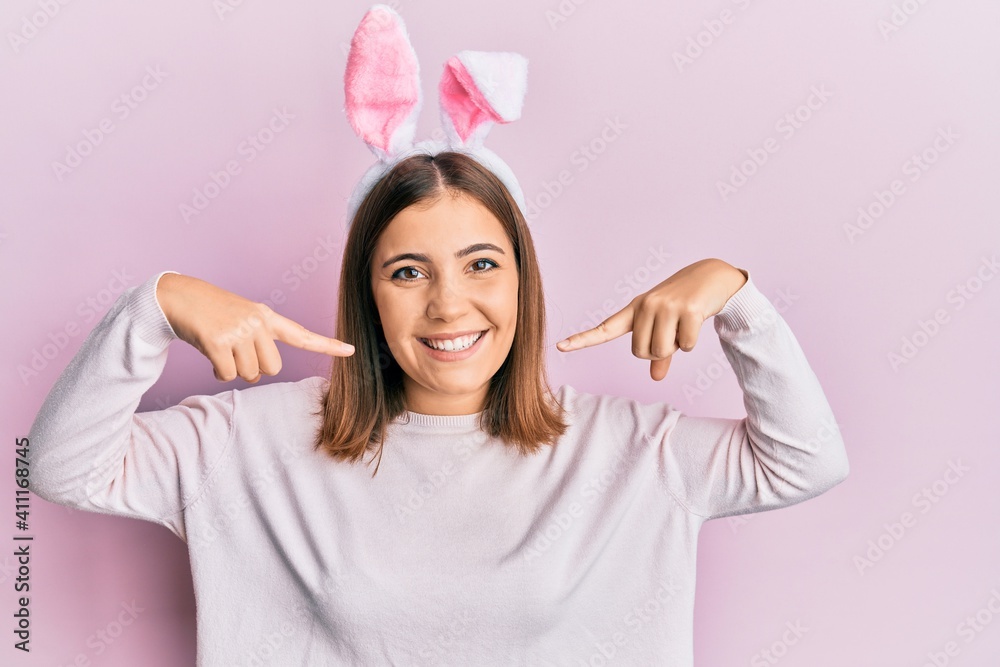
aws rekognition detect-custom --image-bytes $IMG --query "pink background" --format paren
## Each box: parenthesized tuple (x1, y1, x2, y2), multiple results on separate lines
(4, 0, 999, 665)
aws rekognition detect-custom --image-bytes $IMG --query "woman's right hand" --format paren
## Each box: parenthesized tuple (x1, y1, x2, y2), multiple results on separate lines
(155, 272, 355, 383)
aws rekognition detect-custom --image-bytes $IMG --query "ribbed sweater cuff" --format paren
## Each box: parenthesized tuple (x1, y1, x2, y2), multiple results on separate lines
(127, 270, 181, 348)
(713, 268, 778, 334)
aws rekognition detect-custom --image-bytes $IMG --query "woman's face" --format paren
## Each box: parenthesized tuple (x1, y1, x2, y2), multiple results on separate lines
(370, 191, 519, 415)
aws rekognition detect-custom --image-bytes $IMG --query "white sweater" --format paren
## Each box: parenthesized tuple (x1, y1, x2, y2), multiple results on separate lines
(27, 268, 849, 666)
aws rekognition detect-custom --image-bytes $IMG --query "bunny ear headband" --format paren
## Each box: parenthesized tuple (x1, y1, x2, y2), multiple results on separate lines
(343, 4, 529, 226)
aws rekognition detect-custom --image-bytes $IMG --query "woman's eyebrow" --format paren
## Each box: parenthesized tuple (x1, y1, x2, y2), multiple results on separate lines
(381, 242, 506, 268)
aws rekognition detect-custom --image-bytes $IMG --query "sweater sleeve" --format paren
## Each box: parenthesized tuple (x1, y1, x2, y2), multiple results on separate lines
(657, 269, 850, 521)
(25, 270, 237, 542)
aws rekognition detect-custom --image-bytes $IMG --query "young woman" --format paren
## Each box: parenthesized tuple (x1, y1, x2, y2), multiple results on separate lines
(28, 151, 849, 666)
(27, 6, 849, 665)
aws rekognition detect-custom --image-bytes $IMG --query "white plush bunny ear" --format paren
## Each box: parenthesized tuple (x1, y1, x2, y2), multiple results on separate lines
(344, 5, 422, 162)
(439, 51, 528, 149)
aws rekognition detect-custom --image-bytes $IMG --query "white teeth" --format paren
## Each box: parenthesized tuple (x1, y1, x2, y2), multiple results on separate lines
(422, 331, 484, 352)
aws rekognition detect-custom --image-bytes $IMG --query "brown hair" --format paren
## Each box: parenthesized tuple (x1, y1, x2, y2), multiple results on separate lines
(311, 151, 568, 475)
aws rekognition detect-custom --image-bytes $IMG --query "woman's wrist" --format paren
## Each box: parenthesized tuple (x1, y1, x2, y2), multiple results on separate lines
(155, 272, 185, 328)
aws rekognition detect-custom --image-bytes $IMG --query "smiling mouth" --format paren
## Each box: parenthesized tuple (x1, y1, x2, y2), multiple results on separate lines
(418, 330, 486, 352)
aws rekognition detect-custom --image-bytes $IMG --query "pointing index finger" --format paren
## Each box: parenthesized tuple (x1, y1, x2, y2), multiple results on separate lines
(556, 301, 635, 351)
(271, 312, 355, 357)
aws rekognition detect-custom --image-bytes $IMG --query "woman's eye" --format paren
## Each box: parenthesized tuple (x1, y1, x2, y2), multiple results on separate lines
(392, 267, 424, 282)
(472, 259, 499, 273)
(392, 259, 498, 282)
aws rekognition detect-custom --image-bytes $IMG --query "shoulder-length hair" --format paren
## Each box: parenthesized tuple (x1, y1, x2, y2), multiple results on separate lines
(312, 151, 568, 475)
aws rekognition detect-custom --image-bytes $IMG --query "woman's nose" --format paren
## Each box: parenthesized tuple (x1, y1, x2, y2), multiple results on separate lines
(425, 277, 467, 317)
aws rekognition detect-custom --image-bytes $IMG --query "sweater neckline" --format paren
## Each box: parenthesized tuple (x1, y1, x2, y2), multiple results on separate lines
(392, 410, 483, 427)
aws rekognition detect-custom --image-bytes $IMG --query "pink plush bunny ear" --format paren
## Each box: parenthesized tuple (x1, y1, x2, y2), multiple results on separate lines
(344, 5, 422, 162)
(439, 51, 528, 149)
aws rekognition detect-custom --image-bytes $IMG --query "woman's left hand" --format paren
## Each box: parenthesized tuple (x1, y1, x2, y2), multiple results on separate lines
(556, 258, 748, 381)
